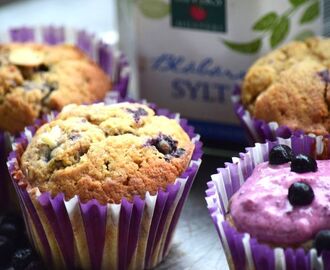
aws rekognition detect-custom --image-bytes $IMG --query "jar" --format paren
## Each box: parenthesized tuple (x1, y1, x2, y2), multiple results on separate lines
(117, 0, 326, 143)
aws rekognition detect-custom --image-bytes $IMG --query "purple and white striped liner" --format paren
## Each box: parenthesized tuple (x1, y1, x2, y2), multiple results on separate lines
(0, 25, 130, 212)
(206, 135, 330, 270)
(232, 85, 312, 144)
(7, 105, 202, 270)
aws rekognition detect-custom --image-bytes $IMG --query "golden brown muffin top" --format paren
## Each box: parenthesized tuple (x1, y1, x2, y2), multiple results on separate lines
(242, 37, 330, 135)
(0, 43, 111, 134)
(21, 103, 194, 204)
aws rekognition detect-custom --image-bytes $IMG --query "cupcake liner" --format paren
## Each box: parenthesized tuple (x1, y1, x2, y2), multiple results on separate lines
(232, 85, 314, 144)
(0, 25, 130, 212)
(8, 106, 202, 270)
(206, 135, 330, 270)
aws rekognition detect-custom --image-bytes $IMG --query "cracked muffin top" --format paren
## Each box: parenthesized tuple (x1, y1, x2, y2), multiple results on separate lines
(0, 43, 111, 134)
(242, 37, 330, 135)
(20, 103, 195, 204)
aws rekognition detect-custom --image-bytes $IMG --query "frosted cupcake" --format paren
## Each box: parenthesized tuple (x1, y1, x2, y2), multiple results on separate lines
(8, 102, 202, 269)
(206, 136, 330, 270)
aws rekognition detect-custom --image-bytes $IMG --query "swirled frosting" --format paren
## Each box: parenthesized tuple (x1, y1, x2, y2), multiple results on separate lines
(230, 160, 330, 245)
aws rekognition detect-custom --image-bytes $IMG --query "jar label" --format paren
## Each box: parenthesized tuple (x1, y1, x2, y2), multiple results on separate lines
(171, 0, 226, 32)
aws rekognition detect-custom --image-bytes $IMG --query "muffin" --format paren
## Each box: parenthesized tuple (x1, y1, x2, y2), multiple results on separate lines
(8, 102, 202, 269)
(235, 37, 330, 143)
(20, 102, 194, 203)
(0, 42, 111, 134)
(206, 137, 330, 270)
(0, 25, 130, 213)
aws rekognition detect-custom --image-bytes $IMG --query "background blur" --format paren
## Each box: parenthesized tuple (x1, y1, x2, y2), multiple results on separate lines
(0, 0, 118, 43)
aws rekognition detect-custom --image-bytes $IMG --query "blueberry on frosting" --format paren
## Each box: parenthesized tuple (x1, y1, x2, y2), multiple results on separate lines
(288, 182, 314, 206)
(291, 154, 317, 173)
(314, 230, 330, 255)
(269, 144, 293, 165)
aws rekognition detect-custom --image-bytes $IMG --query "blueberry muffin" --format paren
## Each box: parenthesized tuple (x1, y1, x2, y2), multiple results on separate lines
(20, 102, 194, 204)
(0, 43, 111, 134)
(229, 145, 330, 252)
(242, 37, 330, 135)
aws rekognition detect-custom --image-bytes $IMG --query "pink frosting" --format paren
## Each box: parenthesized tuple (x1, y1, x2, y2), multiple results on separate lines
(230, 160, 330, 245)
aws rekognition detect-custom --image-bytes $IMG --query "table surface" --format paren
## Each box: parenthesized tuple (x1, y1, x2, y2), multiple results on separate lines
(0, 1, 244, 269)
(156, 154, 232, 270)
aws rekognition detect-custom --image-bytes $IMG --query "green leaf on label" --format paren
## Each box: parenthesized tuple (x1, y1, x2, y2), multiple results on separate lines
(300, 1, 320, 24)
(270, 16, 290, 48)
(223, 39, 262, 54)
(294, 29, 315, 40)
(289, 0, 307, 7)
(138, 0, 170, 19)
(253, 12, 278, 31)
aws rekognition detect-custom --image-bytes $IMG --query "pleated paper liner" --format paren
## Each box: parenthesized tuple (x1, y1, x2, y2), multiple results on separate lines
(232, 85, 310, 144)
(206, 135, 330, 270)
(7, 105, 202, 270)
(0, 25, 130, 212)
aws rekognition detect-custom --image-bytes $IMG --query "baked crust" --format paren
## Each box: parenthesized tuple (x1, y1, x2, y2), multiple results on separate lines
(0, 43, 111, 133)
(21, 103, 195, 204)
(242, 37, 330, 135)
